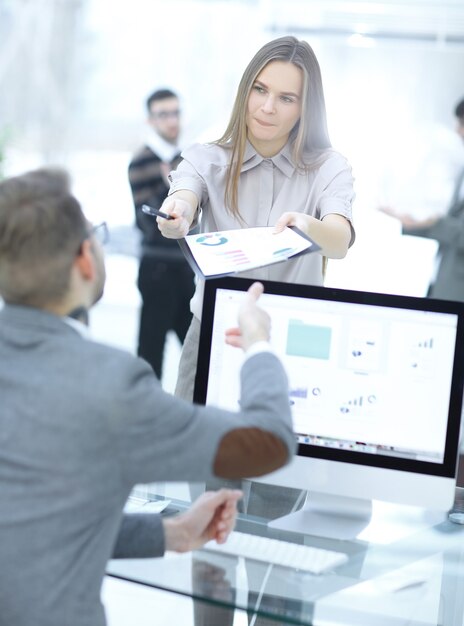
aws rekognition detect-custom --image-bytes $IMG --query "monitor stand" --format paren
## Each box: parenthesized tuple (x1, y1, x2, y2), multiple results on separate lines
(268, 491, 373, 540)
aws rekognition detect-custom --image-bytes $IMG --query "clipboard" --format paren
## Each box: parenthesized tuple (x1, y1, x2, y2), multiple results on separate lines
(177, 226, 321, 279)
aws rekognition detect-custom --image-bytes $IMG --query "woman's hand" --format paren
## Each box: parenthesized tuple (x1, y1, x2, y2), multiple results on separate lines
(157, 191, 198, 239)
(273, 212, 351, 259)
(273, 211, 314, 236)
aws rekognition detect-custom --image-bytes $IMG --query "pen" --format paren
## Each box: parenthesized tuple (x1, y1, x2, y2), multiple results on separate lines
(141, 204, 175, 220)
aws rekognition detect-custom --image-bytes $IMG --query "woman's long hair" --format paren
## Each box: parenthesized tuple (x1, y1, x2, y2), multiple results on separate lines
(214, 36, 332, 217)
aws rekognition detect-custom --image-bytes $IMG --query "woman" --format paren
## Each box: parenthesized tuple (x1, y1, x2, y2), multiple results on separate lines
(158, 35, 355, 401)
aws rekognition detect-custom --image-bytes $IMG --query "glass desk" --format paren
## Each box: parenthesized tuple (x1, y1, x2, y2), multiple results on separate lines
(107, 488, 464, 625)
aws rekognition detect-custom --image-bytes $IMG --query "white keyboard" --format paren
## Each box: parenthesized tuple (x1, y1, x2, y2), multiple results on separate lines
(203, 531, 348, 575)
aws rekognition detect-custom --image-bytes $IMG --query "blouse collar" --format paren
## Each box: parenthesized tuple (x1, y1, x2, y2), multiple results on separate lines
(241, 140, 295, 178)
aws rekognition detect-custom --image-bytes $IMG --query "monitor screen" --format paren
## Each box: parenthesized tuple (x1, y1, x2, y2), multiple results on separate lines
(194, 277, 464, 538)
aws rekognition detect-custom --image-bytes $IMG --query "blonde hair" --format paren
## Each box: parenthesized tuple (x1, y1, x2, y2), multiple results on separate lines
(214, 36, 332, 217)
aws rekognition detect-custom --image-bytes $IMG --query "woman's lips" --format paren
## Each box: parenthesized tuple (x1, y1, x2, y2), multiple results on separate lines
(255, 118, 274, 127)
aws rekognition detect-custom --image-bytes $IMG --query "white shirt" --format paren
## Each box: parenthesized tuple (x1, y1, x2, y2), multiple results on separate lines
(145, 129, 180, 163)
(63, 316, 91, 339)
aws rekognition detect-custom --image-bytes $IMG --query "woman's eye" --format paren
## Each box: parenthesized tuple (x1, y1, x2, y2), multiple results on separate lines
(281, 96, 294, 103)
(254, 85, 266, 94)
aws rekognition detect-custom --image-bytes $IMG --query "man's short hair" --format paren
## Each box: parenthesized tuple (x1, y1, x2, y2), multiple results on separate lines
(146, 88, 178, 113)
(455, 98, 464, 120)
(0, 167, 88, 307)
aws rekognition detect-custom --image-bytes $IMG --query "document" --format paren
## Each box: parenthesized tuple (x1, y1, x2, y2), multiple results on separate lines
(178, 226, 320, 279)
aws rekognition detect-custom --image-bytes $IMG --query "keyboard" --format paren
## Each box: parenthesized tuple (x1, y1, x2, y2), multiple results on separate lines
(203, 531, 348, 575)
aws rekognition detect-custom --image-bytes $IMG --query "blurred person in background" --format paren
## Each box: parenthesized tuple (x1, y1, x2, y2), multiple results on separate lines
(128, 88, 195, 379)
(380, 98, 464, 302)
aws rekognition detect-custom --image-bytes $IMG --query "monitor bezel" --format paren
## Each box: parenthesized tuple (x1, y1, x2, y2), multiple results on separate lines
(194, 276, 464, 480)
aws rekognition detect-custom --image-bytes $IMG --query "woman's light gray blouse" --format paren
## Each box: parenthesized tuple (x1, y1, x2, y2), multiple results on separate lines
(169, 140, 355, 319)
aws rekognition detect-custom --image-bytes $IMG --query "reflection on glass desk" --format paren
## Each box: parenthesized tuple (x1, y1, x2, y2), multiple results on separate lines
(107, 488, 464, 625)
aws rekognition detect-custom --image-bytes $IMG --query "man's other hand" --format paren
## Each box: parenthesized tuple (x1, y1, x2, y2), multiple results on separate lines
(163, 489, 243, 553)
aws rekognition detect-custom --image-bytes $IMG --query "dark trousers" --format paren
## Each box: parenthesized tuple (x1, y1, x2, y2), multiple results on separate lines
(137, 255, 195, 379)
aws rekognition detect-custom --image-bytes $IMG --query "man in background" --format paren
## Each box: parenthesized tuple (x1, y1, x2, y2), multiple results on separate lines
(128, 88, 195, 379)
(380, 98, 464, 302)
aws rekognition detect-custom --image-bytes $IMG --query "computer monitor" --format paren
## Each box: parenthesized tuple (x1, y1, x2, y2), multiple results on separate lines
(194, 277, 464, 539)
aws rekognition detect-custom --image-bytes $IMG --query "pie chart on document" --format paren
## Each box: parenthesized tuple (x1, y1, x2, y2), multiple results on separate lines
(196, 234, 228, 246)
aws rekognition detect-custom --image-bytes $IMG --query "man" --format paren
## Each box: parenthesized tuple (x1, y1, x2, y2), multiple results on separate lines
(128, 88, 195, 379)
(0, 168, 295, 626)
(380, 98, 464, 301)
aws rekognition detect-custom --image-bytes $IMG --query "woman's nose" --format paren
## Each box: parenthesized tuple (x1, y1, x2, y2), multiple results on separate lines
(261, 95, 276, 114)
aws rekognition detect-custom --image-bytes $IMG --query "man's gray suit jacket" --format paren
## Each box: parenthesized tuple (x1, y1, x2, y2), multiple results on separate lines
(0, 304, 294, 626)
